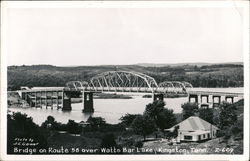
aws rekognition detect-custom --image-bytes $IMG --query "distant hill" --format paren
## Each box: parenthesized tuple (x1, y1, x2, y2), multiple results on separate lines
(135, 62, 243, 67)
(7, 63, 243, 90)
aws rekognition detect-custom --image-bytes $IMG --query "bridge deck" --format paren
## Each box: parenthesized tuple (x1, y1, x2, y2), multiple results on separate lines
(188, 88, 243, 97)
(18, 87, 244, 97)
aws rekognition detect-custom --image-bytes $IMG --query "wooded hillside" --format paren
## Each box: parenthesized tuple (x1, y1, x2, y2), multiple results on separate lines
(7, 63, 243, 90)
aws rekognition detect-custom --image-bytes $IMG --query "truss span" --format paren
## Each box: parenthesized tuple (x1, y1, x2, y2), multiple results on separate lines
(65, 71, 193, 93)
(66, 81, 89, 91)
(89, 71, 158, 92)
(158, 81, 193, 92)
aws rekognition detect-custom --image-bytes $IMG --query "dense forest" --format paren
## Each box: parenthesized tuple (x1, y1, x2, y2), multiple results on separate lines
(7, 63, 243, 90)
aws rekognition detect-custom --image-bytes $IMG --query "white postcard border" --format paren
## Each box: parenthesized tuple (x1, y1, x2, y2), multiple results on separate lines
(1, 1, 249, 161)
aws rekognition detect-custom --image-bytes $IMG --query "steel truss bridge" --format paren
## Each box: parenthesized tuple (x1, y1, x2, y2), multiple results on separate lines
(18, 71, 243, 112)
(65, 71, 193, 93)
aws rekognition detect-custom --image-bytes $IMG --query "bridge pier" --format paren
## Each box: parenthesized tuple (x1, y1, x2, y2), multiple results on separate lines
(212, 95, 221, 107)
(187, 92, 241, 108)
(37, 93, 42, 108)
(56, 91, 59, 109)
(153, 93, 164, 101)
(62, 91, 72, 111)
(31, 100, 35, 107)
(25, 94, 30, 106)
(200, 95, 209, 108)
(35, 92, 37, 108)
(188, 94, 198, 103)
(39, 91, 42, 108)
(201, 95, 209, 103)
(82, 92, 94, 113)
(225, 96, 234, 104)
(187, 90, 243, 109)
(27, 94, 34, 107)
(45, 91, 47, 109)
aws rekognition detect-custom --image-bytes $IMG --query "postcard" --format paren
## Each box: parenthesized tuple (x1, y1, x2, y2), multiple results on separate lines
(1, 1, 249, 161)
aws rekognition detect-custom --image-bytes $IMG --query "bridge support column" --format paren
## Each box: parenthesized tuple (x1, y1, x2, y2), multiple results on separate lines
(189, 94, 198, 103)
(26, 94, 31, 106)
(29, 93, 35, 107)
(200, 95, 209, 108)
(21, 92, 29, 106)
(56, 91, 59, 109)
(45, 91, 47, 109)
(35, 91, 41, 108)
(201, 95, 209, 103)
(82, 92, 94, 113)
(153, 93, 164, 102)
(62, 91, 72, 111)
(25, 93, 28, 101)
(21, 92, 26, 100)
(225, 96, 234, 104)
(40, 91, 42, 108)
(212, 95, 221, 107)
(35, 92, 37, 108)
(30, 95, 35, 107)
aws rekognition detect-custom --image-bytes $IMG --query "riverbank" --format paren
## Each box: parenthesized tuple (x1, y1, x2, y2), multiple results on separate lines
(143, 93, 188, 98)
(7, 98, 244, 155)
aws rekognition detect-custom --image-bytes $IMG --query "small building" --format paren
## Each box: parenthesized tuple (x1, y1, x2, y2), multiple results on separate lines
(165, 116, 219, 142)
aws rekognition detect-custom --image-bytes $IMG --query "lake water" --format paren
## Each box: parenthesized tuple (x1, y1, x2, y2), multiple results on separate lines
(9, 88, 243, 125)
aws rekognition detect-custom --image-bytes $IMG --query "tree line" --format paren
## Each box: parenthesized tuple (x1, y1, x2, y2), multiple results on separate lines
(7, 98, 243, 154)
(181, 100, 243, 141)
(8, 64, 243, 91)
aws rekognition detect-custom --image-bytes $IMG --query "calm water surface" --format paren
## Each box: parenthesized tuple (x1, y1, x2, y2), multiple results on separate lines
(9, 88, 243, 125)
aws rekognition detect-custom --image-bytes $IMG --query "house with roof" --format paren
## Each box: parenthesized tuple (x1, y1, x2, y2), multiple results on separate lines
(164, 116, 219, 142)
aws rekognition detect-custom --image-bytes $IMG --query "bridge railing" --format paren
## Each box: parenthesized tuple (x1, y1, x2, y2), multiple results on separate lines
(63, 86, 188, 94)
(188, 90, 243, 97)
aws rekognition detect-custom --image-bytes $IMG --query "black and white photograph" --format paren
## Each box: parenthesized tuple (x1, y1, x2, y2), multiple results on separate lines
(1, 1, 249, 160)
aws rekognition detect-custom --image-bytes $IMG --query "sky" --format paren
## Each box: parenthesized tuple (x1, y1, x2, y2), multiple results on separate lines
(6, 7, 244, 66)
